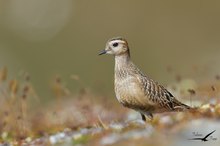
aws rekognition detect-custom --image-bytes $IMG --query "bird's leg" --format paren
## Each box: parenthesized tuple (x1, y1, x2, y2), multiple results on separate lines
(140, 113, 146, 121)
(146, 113, 153, 121)
(140, 112, 153, 122)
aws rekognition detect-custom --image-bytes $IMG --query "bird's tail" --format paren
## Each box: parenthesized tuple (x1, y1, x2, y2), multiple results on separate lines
(173, 99, 193, 111)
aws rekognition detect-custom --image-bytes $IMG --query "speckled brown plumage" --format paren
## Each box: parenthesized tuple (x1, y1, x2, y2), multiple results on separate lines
(99, 37, 191, 121)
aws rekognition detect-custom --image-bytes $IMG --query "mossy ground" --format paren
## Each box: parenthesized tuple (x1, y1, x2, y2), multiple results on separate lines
(0, 66, 220, 146)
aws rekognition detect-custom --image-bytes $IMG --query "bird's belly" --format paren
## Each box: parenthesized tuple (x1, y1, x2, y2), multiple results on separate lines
(115, 77, 152, 109)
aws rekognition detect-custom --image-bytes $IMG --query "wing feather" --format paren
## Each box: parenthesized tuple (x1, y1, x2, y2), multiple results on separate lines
(138, 73, 189, 111)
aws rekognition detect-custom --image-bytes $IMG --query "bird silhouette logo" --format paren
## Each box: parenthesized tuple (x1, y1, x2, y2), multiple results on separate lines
(188, 130, 216, 142)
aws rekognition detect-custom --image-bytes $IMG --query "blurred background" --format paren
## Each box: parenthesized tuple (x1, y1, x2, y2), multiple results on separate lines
(0, 0, 220, 98)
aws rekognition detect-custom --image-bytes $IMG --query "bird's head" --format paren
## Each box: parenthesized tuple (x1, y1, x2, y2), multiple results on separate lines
(99, 37, 130, 56)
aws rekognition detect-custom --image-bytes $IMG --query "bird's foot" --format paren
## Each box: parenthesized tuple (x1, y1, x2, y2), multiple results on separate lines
(140, 113, 153, 122)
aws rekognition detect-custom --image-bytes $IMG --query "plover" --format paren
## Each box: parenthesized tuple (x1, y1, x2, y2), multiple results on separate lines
(99, 37, 191, 121)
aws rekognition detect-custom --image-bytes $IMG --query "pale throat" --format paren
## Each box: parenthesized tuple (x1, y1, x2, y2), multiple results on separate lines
(114, 52, 131, 71)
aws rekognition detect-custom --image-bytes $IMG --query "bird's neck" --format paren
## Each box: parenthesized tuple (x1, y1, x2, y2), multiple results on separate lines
(115, 53, 131, 72)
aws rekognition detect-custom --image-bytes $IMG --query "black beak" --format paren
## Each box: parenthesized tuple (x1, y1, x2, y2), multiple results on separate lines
(98, 50, 107, 55)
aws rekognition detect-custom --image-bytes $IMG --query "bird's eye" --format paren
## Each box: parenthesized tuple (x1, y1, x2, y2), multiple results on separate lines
(112, 42, 118, 47)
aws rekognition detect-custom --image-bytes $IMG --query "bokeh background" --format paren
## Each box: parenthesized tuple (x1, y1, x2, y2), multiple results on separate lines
(0, 0, 220, 98)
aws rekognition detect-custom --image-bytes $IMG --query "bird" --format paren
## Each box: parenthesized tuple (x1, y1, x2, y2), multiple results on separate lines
(99, 37, 191, 121)
(188, 130, 216, 142)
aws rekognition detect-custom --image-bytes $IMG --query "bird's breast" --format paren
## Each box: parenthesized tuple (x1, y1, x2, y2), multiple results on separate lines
(114, 76, 145, 106)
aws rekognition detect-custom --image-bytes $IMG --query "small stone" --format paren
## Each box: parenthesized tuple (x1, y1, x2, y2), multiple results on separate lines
(1, 132, 8, 140)
(209, 98, 217, 105)
(100, 134, 120, 145)
(57, 132, 65, 138)
(49, 136, 57, 144)
(25, 137, 32, 143)
(73, 133, 82, 140)
(159, 116, 173, 125)
(200, 104, 210, 110)
(109, 123, 125, 131)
